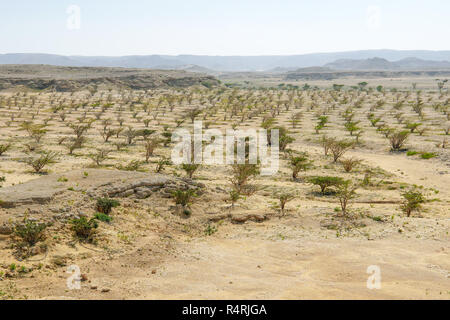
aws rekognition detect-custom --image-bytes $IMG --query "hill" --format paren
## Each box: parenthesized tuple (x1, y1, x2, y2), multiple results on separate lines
(2, 50, 450, 71)
(0, 64, 219, 91)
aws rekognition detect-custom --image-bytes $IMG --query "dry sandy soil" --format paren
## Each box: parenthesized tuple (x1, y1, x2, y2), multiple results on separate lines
(0, 79, 449, 300)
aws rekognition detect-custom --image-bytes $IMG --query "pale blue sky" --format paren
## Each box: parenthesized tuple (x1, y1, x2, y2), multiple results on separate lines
(0, 0, 449, 56)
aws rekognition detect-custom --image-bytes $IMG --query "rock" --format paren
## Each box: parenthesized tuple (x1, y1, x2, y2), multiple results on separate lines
(231, 213, 267, 224)
(0, 224, 13, 235)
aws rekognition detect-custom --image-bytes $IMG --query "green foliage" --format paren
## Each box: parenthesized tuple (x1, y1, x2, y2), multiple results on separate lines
(171, 189, 197, 207)
(71, 217, 98, 241)
(94, 212, 113, 223)
(405, 122, 421, 133)
(274, 191, 295, 215)
(181, 163, 201, 179)
(340, 157, 362, 172)
(155, 157, 172, 173)
(14, 218, 47, 246)
(274, 126, 295, 152)
(116, 160, 144, 171)
(261, 117, 275, 129)
(230, 163, 260, 196)
(344, 121, 360, 136)
(336, 180, 358, 215)
(421, 152, 436, 159)
(25, 151, 58, 173)
(388, 130, 410, 151)
(400, 189, 426, 217)
(329, 140, 353, 162)
(290, 153, 312, 179)
(96, 198, 120, 214)
(228, 189, 241, 208)
(308, 176, 345, 194)
(204, 224, 218, 236)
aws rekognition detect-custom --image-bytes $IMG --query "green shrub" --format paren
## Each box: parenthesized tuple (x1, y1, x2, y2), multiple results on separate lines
(181, 163, 201, 179)
(25, 151, 59, 173)
(204, 224, 218, 236)
(329, 140, 353, 162)
(290, 154, 311, 179)
(406, 151, 418, 156)
(340, 157, 362, 172)
(308, 176, 345, 194)
(421, 152, 436, 159)
(71, 217, 98, 241)
(171, 189, 197, 207)
(155, 157, 172, 173)
(275, 192, 295, 215)
(230, 163, 259, 196)
(94, 212, 113, 223)
(336, 180, 358, 216)
(400, 189, 426, 217)
(96, 198, 120, 214)
(388, 130, 409, 151)
(116, 160, 144, 171)
(14, 218, 47, 246)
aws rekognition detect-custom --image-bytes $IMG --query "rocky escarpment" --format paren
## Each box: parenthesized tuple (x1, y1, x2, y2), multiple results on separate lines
(85, 176, 205, 199)
(0, 65, 220, 91)
(0, 169, 204, 208)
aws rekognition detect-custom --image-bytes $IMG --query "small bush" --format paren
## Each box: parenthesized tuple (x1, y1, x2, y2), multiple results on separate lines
(144, 138, 161, 162)
(421, 152, 436, 159)
(14, 218, 47, 246)
(388, 130, 409, 151)
(25, 151, 58, 173)
(96, 198, 120, 214)
(155, 157, 172, 173)
(230, 163, 259, 196)
(88, 149, 111, 166)
(171, 189, 197, 207)
(329, 140, 353, 162)
(275, 191, 295, 215)
(290, 153, 311, 180)
(71, 217, 98, 241)
(94, 212, 113, 223)
(336, 180, 358, 216)
(116, 160, 144, 171)
(0, 144, 11, 156)
(181, 163, 201, 179)
(400, 189, 426, 217)
(204, 224, 218, 236)
(308, 176, 345, 194)
(340, 158, 362, 172)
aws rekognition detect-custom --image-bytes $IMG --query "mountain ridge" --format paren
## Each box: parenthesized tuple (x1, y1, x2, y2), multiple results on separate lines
(2, 50, 450, 71)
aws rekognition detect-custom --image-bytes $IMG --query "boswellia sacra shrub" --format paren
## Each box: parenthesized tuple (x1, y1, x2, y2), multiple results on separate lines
(96, 198, 120, 215)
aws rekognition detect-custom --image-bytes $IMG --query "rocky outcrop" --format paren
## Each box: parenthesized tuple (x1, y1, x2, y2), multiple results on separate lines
(0, 65, 220, 91)
(0, 169, 204, 208)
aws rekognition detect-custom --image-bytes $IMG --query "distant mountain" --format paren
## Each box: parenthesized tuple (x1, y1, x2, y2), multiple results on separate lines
(325, 57, 450, 70)
(394, 57, 450, 69)
(325, 58, 393, 70)
(2, 50, 450, 71)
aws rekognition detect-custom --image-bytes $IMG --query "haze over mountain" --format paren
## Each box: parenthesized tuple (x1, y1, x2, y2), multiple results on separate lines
(1, 50, 450, 72)
(325, 57, 450, 70)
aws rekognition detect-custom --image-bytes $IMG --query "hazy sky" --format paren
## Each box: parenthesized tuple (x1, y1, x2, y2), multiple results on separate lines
(1, 0, 449, 56)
